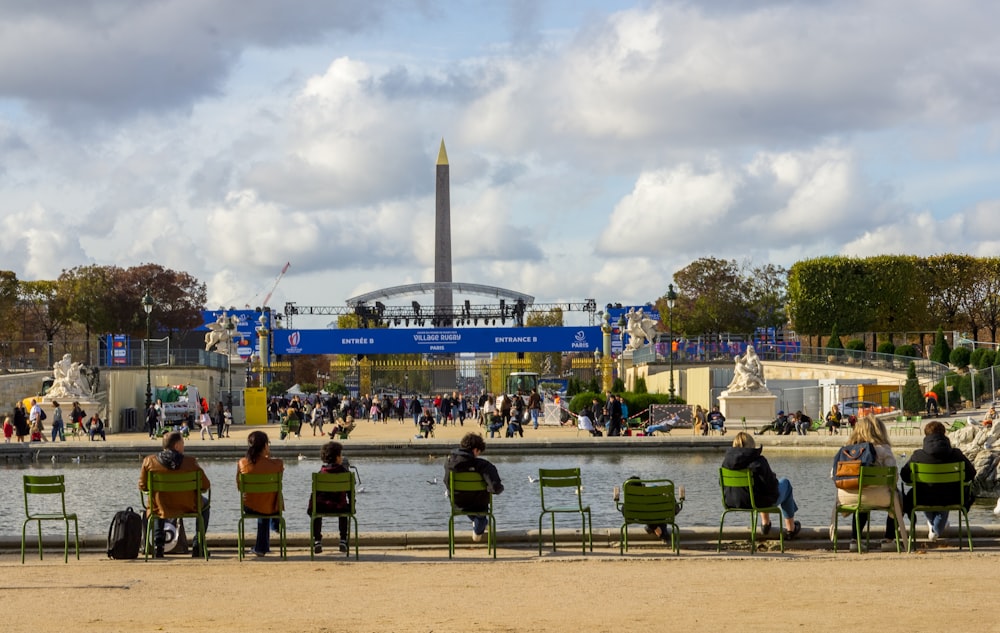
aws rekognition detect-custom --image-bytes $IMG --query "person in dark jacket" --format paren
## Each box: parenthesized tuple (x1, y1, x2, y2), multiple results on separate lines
(721, 432, 801, 538)
(308, 441, 353, 554)
(899, 420, 976, 542)
(443, 433, 504, 541)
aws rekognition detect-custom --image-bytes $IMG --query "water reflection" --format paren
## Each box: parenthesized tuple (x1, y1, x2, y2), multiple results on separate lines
(4, 453, 996, 536)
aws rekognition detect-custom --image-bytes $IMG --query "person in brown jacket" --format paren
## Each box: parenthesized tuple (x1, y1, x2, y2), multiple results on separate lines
(139, 431, 211, 558)
(237, 430, 284, 556)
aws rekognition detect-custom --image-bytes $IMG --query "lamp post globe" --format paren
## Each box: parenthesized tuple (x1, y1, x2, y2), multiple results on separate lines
(141, 291, 154, 410)
(666, 283, 677, 401)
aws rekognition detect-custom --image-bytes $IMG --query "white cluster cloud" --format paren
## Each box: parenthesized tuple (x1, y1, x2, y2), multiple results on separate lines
(0, 0, 998, 321)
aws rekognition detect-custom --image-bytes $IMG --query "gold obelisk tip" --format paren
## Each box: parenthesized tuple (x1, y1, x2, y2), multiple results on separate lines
(436, 139, 449, 166)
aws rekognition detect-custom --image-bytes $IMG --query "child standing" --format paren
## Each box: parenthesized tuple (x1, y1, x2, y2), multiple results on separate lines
(3, 415, 13, 443)
(307, 442, 353, 554)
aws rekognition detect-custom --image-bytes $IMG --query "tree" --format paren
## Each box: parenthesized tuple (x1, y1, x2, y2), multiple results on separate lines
(0, 270, 18, 338)
(826, 324, 844, 352)
(18, 280, 70, 368)
(665, 257, 748, 342)
(930, 327, 950, 365)
(58, 265, 118, 363)
(902, 362, 923, 414)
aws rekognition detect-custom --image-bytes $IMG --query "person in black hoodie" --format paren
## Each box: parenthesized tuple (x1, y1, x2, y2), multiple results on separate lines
(899, 420, 976, 542)
(443, 433, 504, 541)
(721, 432, 801, 538)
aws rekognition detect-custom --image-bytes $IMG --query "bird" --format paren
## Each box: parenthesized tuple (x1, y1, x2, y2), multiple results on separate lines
(51, 455, 57, 463)
(527, 475, 539, 483)
(426, 477, 438, 485)
(297, 454, 307, 460)
(70, 456, 81, 464)
(356, 486, 366, 494)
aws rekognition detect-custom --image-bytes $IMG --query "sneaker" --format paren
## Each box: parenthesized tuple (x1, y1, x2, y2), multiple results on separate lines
(848, 540, 867, 553)
(313, 541, 323, 554)
(828, 524, 835, 542)
(252, 549, 266, 557)
(927, 521, 938, 542)
(153, 548, 165, 559)
(472, 531, 484, 542)
(339, 540, 348, 553)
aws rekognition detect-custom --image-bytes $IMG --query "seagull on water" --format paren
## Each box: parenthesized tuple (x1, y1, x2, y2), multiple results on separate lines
(528, 475, 539, 483)
(426, 477, 438, 485)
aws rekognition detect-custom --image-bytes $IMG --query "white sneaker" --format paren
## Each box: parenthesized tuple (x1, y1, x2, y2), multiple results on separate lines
(927, 521, 938, 542)
(472, 531, 484, 542)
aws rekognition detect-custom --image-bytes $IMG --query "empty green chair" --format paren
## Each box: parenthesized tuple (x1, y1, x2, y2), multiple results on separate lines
(21, 475, 79, 563)
(144, 470, 210, 561)
(833, 465, 902, 554)
(718, 467, 784, 554)
(309, 471, 358, 560)
(616, 478, 683, 555)
(237, 472, 287, 561)
(448, 471, 496, 559)
(907, 461, 973, 552)
(537, 468, 592, 555)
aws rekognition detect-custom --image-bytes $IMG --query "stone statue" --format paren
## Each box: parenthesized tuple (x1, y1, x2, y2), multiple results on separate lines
(726, 345, 767, 392)
(623, 308, 658, 351)
(48, 353, 93, 399)
(204, 313, 238, 354)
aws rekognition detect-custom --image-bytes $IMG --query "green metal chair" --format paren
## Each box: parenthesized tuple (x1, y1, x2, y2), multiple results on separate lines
(237, 472, 287, 560)
(908, 415, 923, 435)
(718, 468, 784, 554)
(144, 470, 210, 561)
(21, 475, 80, 563)
(907, 461, 973, 552)
(537, 468, 593, 555)
(448, 471, 496, 559)
(833, 465, 902, 554)
(309, 471, 358, 560)
(616, 478, 682, 555)
(945, 419, 967, 433)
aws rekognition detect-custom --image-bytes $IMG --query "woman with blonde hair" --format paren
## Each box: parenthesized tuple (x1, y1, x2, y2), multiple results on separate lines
(835, 415, 907, 550)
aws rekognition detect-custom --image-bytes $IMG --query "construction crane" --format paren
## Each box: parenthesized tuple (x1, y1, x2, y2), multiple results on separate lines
(259, 262, 290, 309)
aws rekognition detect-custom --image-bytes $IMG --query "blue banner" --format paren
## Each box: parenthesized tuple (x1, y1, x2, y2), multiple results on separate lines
(273, 326, 603, 355)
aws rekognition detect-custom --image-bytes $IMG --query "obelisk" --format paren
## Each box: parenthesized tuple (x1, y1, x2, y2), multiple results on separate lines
(434, 139, 453, 326)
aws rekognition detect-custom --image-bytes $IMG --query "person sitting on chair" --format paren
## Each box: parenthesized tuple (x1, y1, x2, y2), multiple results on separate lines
(645, 412, 681, 436)
(328, 415, 356, 439)
(721, 432, 801, 538)
(707, 406, 727, 435)
(444, 433, 504, 542)
(237, 430, 284, 557)
(418, 409, 435, 439)
(825, 404, 843, 435)
(795, 411, 812, 435)
(88, 414, 106, 441)
(138, 431, 211, 558)
(308, 441, 353, 554)
(756, 411, 788, 435)
(577, 407, 602, 437)
(899, 420, 976, 542)
(618, 475, 684, 542)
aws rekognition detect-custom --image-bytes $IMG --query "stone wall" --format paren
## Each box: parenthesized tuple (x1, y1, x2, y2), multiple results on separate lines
(0, 371, 49, 413)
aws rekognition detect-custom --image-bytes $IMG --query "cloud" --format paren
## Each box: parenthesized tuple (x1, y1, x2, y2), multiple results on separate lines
(0, 1, 403, 120)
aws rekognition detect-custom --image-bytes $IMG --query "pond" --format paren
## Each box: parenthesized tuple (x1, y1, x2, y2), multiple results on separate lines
(6, 452, 996, 537)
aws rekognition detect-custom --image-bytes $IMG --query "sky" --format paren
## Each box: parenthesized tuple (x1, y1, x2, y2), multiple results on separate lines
(2, 0, 1000, 329)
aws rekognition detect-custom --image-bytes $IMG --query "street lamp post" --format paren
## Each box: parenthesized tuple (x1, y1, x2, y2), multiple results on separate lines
(142, 291, 154, 410)
(404, 373, 409, 395)
(666, 283, 677, 401)
(224, 315, 235, 410)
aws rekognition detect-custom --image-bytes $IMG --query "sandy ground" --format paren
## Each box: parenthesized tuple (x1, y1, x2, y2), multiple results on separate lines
(6, 546, 997, 633)
(9, 416, 998, 632)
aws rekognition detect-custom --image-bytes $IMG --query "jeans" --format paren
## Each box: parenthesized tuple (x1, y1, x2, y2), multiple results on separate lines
(247, 514, 281, 554)
(51, 421, 64, 442)
(925, 511, 949, 536)
(796, 422, 810, 435)
(774, 477, 798, 520)
(645, 423, 675, 435)
(530, 409, 540, 429)
(469, 515, 488, 535)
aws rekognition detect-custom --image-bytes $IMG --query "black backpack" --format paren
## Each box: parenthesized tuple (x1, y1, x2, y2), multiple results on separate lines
(107, 507, 144, 559)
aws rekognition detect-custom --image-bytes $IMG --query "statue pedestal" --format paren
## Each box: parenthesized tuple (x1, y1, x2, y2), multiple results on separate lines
(719, 391, 777, 423)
